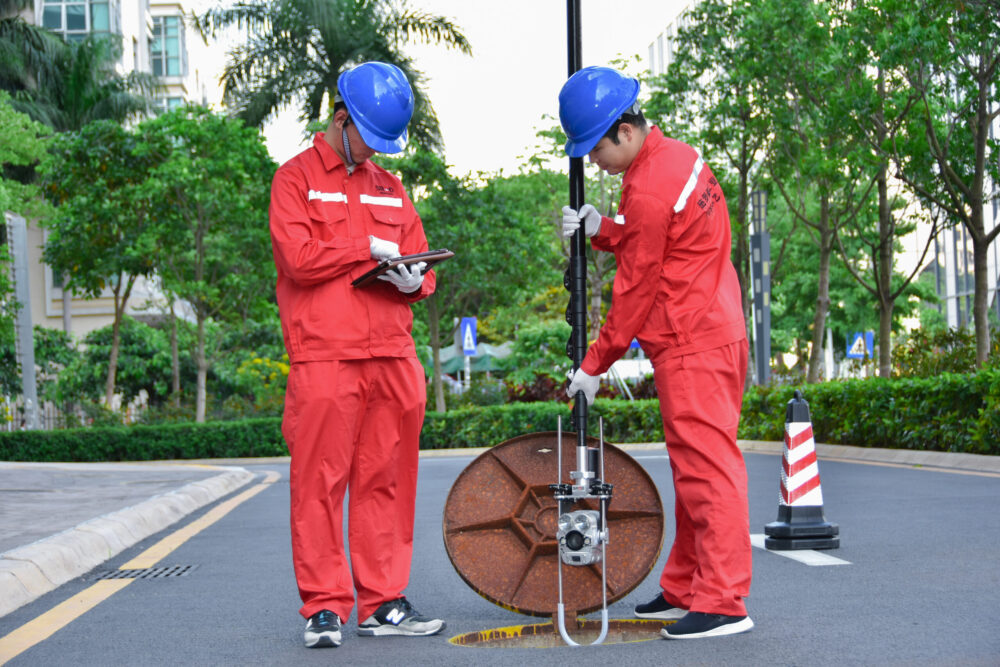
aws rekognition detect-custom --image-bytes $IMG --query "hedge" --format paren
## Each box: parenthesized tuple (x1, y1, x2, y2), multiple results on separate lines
(2, 371, 998, 461)
(0, 418, 287, 462)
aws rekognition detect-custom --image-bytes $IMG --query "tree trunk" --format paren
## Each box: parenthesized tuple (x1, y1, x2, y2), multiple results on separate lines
(734, 165, 753, 389)
(426, 294, 445, 412)
(807, 198, 832, 383)
(170, 304, 180, 407)
(972, 234, 991, 366)
(104, 281, 130, 407)
(104, 311, 121, 407)
(61, 278, 72, 334)
(876, 165, 894, 377)
(195, 314, 207, 423)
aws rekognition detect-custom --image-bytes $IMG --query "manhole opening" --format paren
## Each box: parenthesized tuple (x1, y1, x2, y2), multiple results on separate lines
(450, 619, 671, 648)
(94, 565, 198, 580)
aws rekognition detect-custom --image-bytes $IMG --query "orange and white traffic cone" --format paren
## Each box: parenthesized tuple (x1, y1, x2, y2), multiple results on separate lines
(764, 390, 839, 550)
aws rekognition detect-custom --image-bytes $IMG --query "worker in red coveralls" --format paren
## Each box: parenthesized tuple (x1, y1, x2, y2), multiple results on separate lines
(558, 66, 753, 640)
(269, 61, 444, 649)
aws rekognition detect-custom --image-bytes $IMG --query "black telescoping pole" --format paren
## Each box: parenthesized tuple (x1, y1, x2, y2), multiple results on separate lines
(566, 0, 588, 450)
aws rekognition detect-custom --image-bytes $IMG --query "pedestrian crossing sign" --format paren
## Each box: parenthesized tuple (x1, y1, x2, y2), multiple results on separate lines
(461, 317, 477, 356)
(846, 331, 872, 359)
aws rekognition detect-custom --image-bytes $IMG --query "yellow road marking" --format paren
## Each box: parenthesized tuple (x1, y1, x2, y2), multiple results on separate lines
(0, 470, 280, 665)
(0, 580, 133, 661)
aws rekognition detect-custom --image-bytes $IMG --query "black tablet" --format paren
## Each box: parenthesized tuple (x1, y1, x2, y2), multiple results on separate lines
(351, 249, 455, 288)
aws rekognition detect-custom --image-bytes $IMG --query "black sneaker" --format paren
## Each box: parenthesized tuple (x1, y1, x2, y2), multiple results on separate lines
(358, 597, 445, 637)
(304, 609, 342, 648)
(634, 592, 688, 620)
(661, 611, 754, 639)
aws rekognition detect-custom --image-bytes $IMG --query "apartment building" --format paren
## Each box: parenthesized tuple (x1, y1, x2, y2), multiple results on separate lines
(19, 0, 222, 338)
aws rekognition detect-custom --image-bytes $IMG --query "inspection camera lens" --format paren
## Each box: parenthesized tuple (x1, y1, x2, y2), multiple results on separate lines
(565, 530, 585, 551)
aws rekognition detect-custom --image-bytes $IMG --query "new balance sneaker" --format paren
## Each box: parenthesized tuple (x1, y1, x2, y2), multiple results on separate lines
(661, 611, 754, 639)
(358, 597, 445, 637)
(304, 609, 342, 648)
(633, 592, 688, 620)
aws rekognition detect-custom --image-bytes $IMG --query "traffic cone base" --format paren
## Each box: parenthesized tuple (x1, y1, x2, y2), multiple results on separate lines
(764, 535, 840, 551)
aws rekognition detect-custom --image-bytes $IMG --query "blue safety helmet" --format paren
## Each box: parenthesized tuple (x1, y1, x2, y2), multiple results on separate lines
(558, 66, 641, 158)
(337, 62, 414, 154)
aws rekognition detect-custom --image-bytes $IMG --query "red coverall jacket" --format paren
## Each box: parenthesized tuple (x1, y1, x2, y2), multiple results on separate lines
(580, 126, 745, 375)
(584, 127, 752, 616)
(269, 132, 435, 362)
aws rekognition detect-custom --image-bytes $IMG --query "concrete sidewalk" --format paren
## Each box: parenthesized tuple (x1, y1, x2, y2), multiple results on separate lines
(0, 461, 255, 617)
(2, 441, 998, 620)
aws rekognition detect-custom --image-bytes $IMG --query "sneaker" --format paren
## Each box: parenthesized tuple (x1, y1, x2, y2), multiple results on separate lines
(661, 611, 754, 639)
(634, 592, 688, 620)
(358, 597, 445, 637)
(304, 609, 342, 648)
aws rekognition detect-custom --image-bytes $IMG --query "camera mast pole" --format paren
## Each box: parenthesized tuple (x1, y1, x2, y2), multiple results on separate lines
(566, 0, 588, 452)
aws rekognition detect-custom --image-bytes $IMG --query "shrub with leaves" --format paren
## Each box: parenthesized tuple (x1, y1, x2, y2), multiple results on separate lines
(55, 316, 172, 406)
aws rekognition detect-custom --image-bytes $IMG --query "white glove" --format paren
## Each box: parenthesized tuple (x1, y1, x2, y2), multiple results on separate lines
(369, 235, 400, 261)
(567, 367, 600, 405)
(378, 261, 426, 293)
(561, 204, 601, 238)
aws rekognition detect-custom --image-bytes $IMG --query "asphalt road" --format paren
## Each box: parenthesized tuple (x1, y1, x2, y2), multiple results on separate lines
(2, 448, 999, 666)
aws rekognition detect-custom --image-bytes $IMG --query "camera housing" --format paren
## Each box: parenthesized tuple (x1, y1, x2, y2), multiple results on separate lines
(556, 510, 604, 566)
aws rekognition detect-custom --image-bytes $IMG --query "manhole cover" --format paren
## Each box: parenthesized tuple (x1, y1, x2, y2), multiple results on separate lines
(443, 432, 664, 616)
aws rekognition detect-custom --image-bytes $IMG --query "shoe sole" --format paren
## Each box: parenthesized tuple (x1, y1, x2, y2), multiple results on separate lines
(304, 632, 342, 648)
(661, 616, 754, 639)
(357, 620, 445, 637)
(634, 607, 688, 621)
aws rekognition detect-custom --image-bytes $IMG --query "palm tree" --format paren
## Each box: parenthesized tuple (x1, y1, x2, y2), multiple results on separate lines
(15, 34, 157, 133)
(0, 0, 64, 96)
(195, 0, 471, 151)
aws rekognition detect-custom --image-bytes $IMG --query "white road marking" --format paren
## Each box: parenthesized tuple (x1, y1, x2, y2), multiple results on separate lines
(750, 533, 851, 566)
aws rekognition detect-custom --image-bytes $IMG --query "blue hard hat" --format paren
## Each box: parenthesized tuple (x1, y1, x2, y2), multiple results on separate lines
(558, 66, 640, 157)
(337, 62, 414, 154)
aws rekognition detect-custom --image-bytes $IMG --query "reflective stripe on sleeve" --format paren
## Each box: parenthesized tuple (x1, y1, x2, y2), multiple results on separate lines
(673, 156, 704, 213)
(614, 215, 625, 225)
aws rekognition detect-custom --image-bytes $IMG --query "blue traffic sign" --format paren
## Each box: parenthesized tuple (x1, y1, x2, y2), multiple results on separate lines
(846, 331, 874, 359)
(460, 317, 477, 356)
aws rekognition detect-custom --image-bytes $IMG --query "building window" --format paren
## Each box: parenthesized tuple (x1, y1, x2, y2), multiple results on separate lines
(153, 96, 184, 114)
(41, 0, 115, 41)
(150, 15, 185, 77)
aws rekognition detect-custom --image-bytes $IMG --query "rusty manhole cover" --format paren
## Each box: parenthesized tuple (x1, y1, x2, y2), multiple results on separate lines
(443, 432, 664, 616)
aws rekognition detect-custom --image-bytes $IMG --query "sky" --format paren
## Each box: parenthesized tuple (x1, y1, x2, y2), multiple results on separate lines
(259, 1, 690, 175)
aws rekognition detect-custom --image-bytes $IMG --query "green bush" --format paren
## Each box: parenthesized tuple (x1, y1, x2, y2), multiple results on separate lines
(0, 418, 286, 462)
(741, 371, 1000, 455)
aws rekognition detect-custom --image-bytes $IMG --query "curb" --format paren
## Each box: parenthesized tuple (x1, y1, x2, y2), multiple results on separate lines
(0, 466, 255, 618)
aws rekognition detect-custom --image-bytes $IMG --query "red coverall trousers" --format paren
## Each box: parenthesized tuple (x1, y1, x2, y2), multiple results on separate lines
(653, 340, 752, 616)
(282, 357, 426, 622)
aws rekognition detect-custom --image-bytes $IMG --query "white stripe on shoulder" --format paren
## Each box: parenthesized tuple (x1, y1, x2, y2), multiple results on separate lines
(360, 194, 403, 208)
(673, 155, 704, 213)
(308, 189, 347, 203)
(614, 214, 625, 225)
